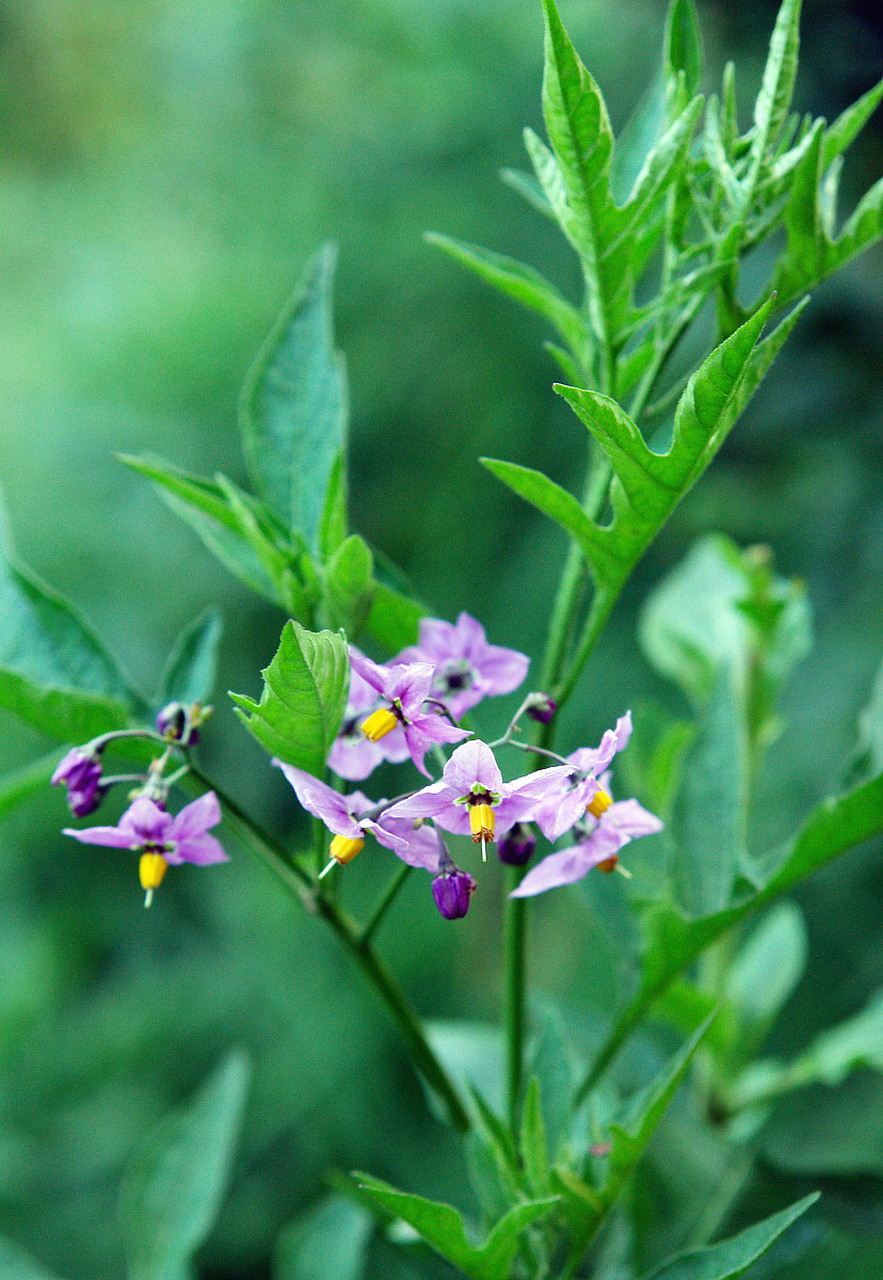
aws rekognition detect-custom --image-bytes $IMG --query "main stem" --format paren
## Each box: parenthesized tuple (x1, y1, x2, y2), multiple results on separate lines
(185, 766, 471, 1133)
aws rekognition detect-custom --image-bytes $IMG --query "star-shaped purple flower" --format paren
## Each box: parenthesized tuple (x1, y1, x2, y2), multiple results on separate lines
(327, 659, 410, 781)
(531, 712, 634, 843)
(348, 649, 471, 778)
(510, 796, 662, 897)
(274, 760, 443, 871)
(63, 791, 228, 866)
(384, 740, 572, 852)
(395, 613, 529, 719)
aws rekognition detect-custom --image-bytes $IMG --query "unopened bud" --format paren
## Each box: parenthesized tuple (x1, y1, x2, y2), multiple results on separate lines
(498, 822, 536, 866)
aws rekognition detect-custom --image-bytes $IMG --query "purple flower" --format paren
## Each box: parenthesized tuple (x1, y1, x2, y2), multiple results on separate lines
(432, 858, 477, 919)
(395, 613, 529, 719)
(531, 712, 634, 843)
(327, 659, 410, 782)
(52, 747, 104, 817)
(524, 693, 557, 725)
(63, 791, 228, 865)
(385, 740, 572, 855)
(273, 760, 442, 871)
(156, 701, 199, 745)
(510, 797, 663, 897)
(349, 649, 471, 779)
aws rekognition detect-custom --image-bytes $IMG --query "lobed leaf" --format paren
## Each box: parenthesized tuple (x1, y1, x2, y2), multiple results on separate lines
(357, 1174, 557, 1280)
(120, 1051, 250, 1280)
(239, 243, 348, 551)
(230, 622, 349, 775)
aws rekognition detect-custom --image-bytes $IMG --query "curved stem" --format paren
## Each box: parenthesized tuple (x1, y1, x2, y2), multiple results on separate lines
(184, 765, 471, 1133)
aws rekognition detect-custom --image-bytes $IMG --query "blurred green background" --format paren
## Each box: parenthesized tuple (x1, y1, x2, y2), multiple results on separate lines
(0, 0, 881, 1276)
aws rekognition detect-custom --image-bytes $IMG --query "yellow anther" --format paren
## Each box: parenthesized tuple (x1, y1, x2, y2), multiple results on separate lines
(329, 833, 365, 865)
(469, 803, 496, 845)
(586, 787, 613, 819)
(139, 852, 168, 907)
(361, 707, 399, 742)
(597, 854, 619, 874)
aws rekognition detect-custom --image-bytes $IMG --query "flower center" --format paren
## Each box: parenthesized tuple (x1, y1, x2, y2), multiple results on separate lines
(586, 788, 613, 819)
(329, 833, 365, 865)
(435, 660, 474, 695)
(361, 706, 400, 742)
(468, 803, 496, 844)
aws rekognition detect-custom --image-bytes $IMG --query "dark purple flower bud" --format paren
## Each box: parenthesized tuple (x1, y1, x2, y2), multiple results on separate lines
(525, 693, 557, 725)
(51, 747, 104, 817)
(497, 822, 537, 867)
(156, 701, 198, 744)
(432, 866, 477, 920)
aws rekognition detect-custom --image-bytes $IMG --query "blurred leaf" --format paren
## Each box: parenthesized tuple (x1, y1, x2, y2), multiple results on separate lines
(527, 1005, 574, 1161)
(727, 903, 808, 1035)
(638, 1193, 819, 1280)
(857, 655, 883, 777)
(230, 622, 349, 774)
(322, 536, 375, 639)
(0, 750, 64, 821)
(274, 1194, 372, 1280)
(424, 1022, 505, 1120)
(520, 1078, 550, 1197)
(0, 507, 135, 740)
(556, 1015, 715, 1265)
(761, 1071, 883, 1175)
(318, 453, 349, 561)
(156, 607, 223, 708)
(664, 0, 703, 101)
(364, 582, 423, 653)
(239, 243, 348, 553)
(0, 1238, 67, 1280)
(120, 1050, 250, 1280)
(356, 1174, 557, 1280)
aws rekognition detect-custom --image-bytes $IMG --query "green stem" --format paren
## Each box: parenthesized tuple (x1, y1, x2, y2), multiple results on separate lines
(504, 866, 528, 1132)
(184, 766, 471, 1133)
(359, 863, 412, 946)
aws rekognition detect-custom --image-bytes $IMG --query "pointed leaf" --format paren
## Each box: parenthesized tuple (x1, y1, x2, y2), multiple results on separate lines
(426, 233, 588, 354)
(230, 621, 349, 774)
(749, 0, 803, 176)
(318, 452, 349, 560)
(521, 1078, 550, 1196)
(727, 902, 808, 1033)
(239, 243, 348, 550)
(120, 1051, 250, 1280)
(156, 607, 223, 708)
(364, 582, 423, 653)
(323, 535, 375, 639)
(500, 167, 556, 221)
(553, 387, 667, 508)
(357, 1174, 557, 1280)
(0, 511, 134, 740)
(274, 1194, 373, 1280)
(664, 0, 703, 100)
(823, 75, 883, 168)
(639, 1194, 818, 1280)
(528, 1005, 575, 1161)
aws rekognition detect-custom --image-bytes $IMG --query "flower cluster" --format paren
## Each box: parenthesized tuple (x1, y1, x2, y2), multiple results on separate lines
(274, 613, 662, 919)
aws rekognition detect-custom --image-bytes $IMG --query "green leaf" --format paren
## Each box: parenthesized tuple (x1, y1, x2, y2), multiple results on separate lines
(748, 0, 803, 180)
(239, 243, 348, 551)
(230, 622, 349, 774)
(0, 750, 63, 821)
(527, 1005, 575, 1162)
(425, 233, 589, 356)
(638, 1194, 818, 1280)
(364, 582, 423, 653)
(322, 535, 375, 639)
(559, 1016, 715, 1257)
(823, 74, 883, 169)
(356, 1174, 557, 1280)
(500, 166, 556, 221)
(727, 902, 808, 1033)
(426, 1021, 505, 1119)
(857, 654, 883, 777)
(0, 1238, 67, 1280)
(120, 453, 287, 604)
(120, 1051, 250, 1280)
(274, 1194, 373, 1280)
(156, 607, 223, 708)
(578, 768, 883, 1096)
(521, 1078, 550, 1197)
(318, 452, 349, 560)
(0, 509, 134, 740)
(664, 0, 703, 101)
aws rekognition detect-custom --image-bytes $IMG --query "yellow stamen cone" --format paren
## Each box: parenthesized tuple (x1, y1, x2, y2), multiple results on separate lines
(329, 833, 365, 865)
(139, 852, 168, 908)
(469, 803, 495, 845)
(361, 707, 399, 742)
(586, 788, 613, 819)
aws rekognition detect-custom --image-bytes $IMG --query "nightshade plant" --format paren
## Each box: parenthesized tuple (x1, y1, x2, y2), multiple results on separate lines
(2, 0, 883, 1276)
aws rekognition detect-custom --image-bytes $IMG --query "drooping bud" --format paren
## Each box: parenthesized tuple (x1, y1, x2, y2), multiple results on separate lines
(497, 822, 536, 867)
(431, 865, 476, 919)
(328, 833, 365, 865)
(156, 701, 189, 742)
(361, 707, 399, 742)
(525, 692, 557, 725)
(52, 747, 104, 817)
(586, 787, 613, 819)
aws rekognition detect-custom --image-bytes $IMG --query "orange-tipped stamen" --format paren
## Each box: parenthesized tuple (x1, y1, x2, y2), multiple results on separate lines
(597, 854, 619, 874)
(329, 833, 365, 865)
(361, 707, 399, 742)
(139, 852, 168, 908)
(586, 787, 613, 819)
(469, 803, 495, 855)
